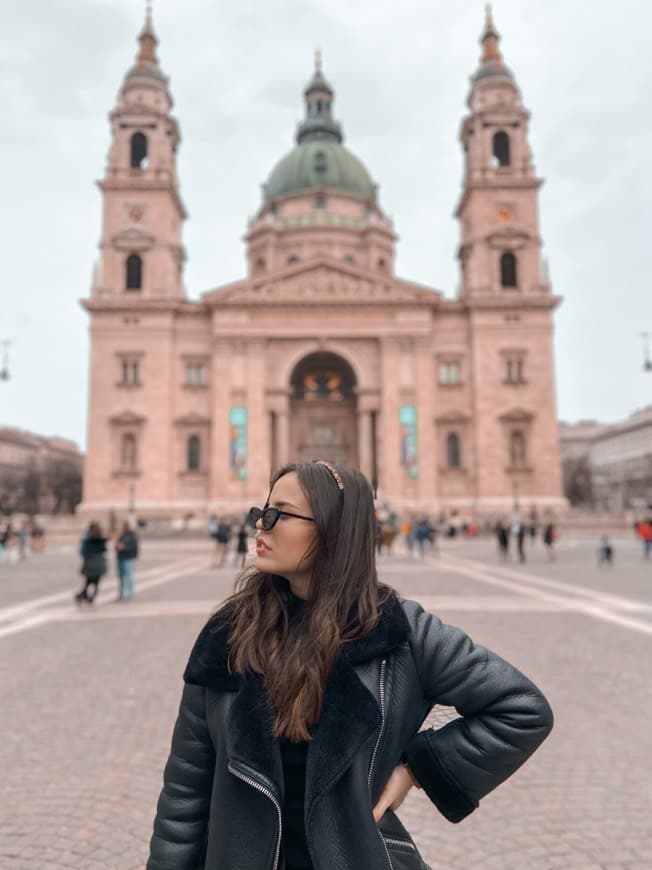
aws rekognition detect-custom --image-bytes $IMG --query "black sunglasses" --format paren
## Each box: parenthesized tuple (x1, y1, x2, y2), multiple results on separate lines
(247, 505, 316, 531)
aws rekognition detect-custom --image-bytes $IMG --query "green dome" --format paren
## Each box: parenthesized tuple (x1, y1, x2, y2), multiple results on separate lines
(265, 140, 376, 201)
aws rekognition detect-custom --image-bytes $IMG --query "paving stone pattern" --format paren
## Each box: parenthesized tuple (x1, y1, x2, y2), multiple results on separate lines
(1, 538, 651, 868)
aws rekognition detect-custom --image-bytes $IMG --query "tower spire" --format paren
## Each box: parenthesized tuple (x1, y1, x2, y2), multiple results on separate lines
(480, 5, 502, 62)
(136, 1, 158, 68)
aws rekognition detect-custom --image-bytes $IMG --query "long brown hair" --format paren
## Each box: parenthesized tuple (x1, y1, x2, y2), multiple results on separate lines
(211, 462, 396, 742)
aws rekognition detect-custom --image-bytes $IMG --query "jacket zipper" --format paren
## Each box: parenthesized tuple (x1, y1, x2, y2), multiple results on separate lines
(228, 761, 282, 870)
(381, 834, 417, 852)
(368, 658, 394, 870)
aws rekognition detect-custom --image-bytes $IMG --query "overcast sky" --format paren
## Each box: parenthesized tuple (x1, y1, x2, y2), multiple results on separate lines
(1, 0, 650, 450)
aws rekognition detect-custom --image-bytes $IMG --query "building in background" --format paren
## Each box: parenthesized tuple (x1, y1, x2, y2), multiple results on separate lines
(0, 427, 83, 515)
(559, 411, 652, 512)
(80, 8, 564, 521)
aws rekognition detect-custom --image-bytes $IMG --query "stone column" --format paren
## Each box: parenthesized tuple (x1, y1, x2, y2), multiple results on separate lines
(246, 338, 269, 498)
(415, 335, 436, 502)
(276, 406, 290, 469)
(357, 408, 373, 480)
(379, 337, 402, 502)
(209, 338, 231, 505)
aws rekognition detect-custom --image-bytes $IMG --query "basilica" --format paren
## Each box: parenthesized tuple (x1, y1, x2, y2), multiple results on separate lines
(80, 8, 564, 521)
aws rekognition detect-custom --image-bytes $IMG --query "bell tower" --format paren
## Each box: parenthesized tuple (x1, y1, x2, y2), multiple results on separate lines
(455, 6, 548, 298)
(93, 4, 187, 300)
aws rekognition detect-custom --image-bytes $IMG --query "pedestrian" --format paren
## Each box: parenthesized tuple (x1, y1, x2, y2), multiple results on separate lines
(1, 523, 18, 564)
(74, 522, 108, 605)
(235, 523, 249, 569)
(597, 536, 613, 567)
(516, 521, 526, 563)
(635, 519, 652, 560)
(18, 522, 29, 559)
(543, 522, 556, 562)
(147, 460, 553, 870)
(495, 520, 509, 561)
(207, 513, 220, 566)
(414, 519, 429, 558)
(215, 521, 231, 567)
(115, 521, 139, 601)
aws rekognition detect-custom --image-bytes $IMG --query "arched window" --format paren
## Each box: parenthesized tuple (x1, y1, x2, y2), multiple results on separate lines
(187, 435, 201, 471)
(130, 132, 148, 169)
(287, 255, 300, 265)
(126, 254, 143, 290)
(313, 151, 327, 173)
(509, 430, 527, 466)
(254, 257, 266, 274)
(120, 433, 137, 471)
(492, 131, 510, 167)
(500, 252, 517, 288)
(446, 432, 461, 469)
(377, 257, 387, 273)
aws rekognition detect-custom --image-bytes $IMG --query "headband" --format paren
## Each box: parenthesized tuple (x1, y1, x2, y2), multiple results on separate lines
(314, 460, 345, 493)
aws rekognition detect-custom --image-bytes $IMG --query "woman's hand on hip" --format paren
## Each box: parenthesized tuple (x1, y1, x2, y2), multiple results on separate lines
(372, 764, 417, 822)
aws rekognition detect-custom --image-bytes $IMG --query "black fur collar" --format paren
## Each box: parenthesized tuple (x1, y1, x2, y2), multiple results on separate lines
(183, 593, 412, 812)
(183, 591, 410, 692)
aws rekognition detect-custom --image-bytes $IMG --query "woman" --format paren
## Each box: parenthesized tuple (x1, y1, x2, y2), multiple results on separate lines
(74, 522, 107, 604)
(147, 461, 553, 870)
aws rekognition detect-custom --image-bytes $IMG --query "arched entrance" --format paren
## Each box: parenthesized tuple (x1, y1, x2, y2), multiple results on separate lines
(289, 352, 358, 466)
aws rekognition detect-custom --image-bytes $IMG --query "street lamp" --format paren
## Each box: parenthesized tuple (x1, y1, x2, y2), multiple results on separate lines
(641, 332, 652, 372)
(0, 339, 11, 381)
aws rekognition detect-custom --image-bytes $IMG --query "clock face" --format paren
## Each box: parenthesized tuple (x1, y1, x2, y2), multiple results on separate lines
(129, 206, 143, 223)
(497, 204, 515, 223)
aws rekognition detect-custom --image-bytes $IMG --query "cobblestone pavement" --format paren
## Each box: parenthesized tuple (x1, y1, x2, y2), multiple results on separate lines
(1, 535, 651, 869)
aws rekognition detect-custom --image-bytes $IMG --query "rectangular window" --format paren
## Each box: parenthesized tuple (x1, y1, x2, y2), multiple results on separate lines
(505, 356, 525, 384)
(120, 358, 140, 386)
(185, 364, 206, 386)
(439, 362, 461, 385)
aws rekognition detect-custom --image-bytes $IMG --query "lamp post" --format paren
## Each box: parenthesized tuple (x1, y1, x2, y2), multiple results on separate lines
(642, 332, 652, 372)
(0, 339, 11, 381)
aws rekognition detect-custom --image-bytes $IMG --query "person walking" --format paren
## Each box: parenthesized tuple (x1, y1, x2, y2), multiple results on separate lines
(597, 536, 614, 567)
(543, 522, 556, 562)
(235, 523, 249, 569)
(115, 521, 139, 601)
(495, 519, 510, 561)
(74, 522, 108, 605)
(147, 461, 553, 870)
(215, 521, 231, 568)
(516, 521, 527, 563)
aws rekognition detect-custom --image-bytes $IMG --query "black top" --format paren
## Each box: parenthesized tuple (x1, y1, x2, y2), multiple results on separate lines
(280, 588, 313, 870)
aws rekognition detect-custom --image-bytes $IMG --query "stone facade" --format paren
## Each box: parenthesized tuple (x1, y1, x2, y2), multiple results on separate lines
(0, 427, 83, 514)
(80, 9, 565, 521)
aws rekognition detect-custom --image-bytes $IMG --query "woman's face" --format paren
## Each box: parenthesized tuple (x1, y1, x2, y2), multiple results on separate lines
(254, 472, 318, 598)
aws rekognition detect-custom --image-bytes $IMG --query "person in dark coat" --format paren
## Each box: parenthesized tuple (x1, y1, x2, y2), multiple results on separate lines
(147, 461, 553, 870)
(74, 522, 107, 605)
(115, 521, 139, 601)
(234, 523, 249, 568)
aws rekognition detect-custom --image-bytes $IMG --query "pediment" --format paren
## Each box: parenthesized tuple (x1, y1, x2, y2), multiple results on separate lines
(174, 412, 211, 426)
(203, 257, 440, 307)
(498, 407, 535, 423)
(111, 228, 156, 252)
(435, 410, 471, 424)
(109, 410, 146, 425)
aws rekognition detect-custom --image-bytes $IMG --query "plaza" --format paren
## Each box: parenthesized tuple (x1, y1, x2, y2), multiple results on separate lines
(1, 533, 651, 869)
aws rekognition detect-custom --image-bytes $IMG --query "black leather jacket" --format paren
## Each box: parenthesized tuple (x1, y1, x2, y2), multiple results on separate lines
(147, 595, 553, 869)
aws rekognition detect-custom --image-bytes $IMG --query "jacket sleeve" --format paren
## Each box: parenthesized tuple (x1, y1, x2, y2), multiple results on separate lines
(147, 683, 216, 869)
(401, 599, 553, 824)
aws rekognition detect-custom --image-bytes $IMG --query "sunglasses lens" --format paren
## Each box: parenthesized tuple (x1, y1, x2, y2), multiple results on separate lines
(247, 507, 262, 527)
(262, 508, 278, 531)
